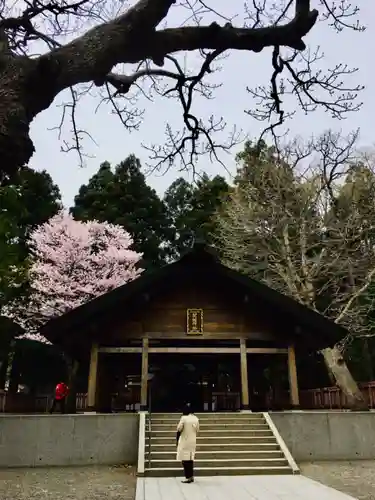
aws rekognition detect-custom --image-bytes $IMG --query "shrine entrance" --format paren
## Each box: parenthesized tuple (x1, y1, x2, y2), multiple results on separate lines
(148, 353, 241, 413)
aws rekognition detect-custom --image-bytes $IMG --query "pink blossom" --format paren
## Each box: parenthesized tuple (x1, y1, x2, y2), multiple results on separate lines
(5, 211, 143, 343)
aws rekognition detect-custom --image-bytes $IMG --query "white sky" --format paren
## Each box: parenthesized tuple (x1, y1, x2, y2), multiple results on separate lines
(28, 0, 373, 208)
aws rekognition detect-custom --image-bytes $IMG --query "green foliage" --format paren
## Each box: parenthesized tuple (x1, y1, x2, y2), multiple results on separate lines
(0, 167, 62, 308)
(71, 156, 230, 266)
(10, 339, 67, 392)
(164, 173, 230, 260)
(0, 168, 62, 389)
(71, 156, 171, 269)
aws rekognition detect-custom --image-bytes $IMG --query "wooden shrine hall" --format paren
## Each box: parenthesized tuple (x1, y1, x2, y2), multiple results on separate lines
(41, 243, 346, 413)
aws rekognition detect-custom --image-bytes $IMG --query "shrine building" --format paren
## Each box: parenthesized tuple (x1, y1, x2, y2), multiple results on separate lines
(40, 243, 346, 413)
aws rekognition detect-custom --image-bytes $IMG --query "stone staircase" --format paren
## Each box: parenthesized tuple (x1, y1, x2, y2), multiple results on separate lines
(142, 412, 299, 477)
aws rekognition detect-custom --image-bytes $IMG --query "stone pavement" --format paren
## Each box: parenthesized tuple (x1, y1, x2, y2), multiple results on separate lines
(136, 475, 357, 500)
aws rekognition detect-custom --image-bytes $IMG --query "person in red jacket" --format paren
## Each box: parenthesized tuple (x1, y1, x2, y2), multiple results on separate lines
(49, 382, 69, 414)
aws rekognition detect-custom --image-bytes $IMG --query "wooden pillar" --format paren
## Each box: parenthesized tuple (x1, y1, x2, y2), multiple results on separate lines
(287, 345, 300, 408)
(87, 342, 99, 410)
(140, 338, 149, 411)
(240, 338, 250, 410)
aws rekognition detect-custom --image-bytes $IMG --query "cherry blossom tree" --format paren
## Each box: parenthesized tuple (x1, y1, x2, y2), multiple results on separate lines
(6, 210, 143, 342)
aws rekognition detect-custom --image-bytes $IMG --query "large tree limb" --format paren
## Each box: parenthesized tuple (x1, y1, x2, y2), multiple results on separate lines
(335, 266, 375, 325)
(2, 0, 360, 180)
(38, 0, 318, 95)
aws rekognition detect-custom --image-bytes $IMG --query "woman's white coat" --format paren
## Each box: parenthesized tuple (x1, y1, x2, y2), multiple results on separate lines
(176, 413, 200, 461)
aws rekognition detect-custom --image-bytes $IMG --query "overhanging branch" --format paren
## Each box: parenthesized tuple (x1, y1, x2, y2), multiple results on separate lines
(39, 0, 318, 93)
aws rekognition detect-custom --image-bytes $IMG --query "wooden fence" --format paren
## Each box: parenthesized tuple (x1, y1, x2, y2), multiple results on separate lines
(2, 384, 375, 412)
(0, 391, 88, 413)
(299, 382, 375, 409)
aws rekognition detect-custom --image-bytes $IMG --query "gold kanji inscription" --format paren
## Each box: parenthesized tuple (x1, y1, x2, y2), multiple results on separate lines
(187, 308, 204, 335)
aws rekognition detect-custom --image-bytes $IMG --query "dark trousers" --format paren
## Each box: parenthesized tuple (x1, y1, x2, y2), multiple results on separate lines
(49, 398, 66, 414)
(182, 460, 194, 479)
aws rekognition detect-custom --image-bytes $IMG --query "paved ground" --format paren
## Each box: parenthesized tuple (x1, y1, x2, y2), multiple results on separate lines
(136, 475, 356, 500)
(1, 462, 374, 499)
(302, 461, 375, 500)
(0, 465, 137, 500)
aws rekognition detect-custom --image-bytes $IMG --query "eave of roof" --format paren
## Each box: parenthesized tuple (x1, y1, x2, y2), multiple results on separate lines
(40, 244, 347, 350)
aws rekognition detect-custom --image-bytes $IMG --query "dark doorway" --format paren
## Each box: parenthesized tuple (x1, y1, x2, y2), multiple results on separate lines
(148, 353, 241, 413)
(149, 354, 208, 412)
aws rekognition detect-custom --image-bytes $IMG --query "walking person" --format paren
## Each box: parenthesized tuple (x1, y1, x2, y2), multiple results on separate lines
(49, 381, 69, 414)
(176, 403, 199, 484)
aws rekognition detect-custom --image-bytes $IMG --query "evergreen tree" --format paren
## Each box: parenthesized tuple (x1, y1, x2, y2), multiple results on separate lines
(0, 167, 62, 389)
(71, 156, 170, 269)
(164, 174, 230, 260)
(0, 167, 62, 312)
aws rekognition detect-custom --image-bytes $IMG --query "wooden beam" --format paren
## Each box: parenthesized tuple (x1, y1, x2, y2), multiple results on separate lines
(240, 338, 250, 410)
(140, 338, 149, 411)
(98, 346, 288, 354)
(150, 347, 239, 354)
(287, 345, 300, 407)
(106, 330, 277, 341)
(99, 347, 142, 353)
(87, 342, 99, 410)
(247, 347, 287, 354)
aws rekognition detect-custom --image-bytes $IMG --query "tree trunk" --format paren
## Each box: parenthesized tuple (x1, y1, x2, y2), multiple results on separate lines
(0, 56, 58, 179)
(8, 344, 21, 394)
(0, 356, 9, 390)
(65, 357, 79, 414)
(322, 346, 368, 410)
(0, 340, 12, 390)
(363, 338, 374, 382)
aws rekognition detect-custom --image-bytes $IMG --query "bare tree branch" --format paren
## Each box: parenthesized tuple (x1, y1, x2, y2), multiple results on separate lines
(215, 131, 375, 408)
(0, 0, 363, 179)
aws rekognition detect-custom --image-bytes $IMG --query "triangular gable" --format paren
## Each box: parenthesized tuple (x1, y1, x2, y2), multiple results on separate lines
(40, 243, 347, 349)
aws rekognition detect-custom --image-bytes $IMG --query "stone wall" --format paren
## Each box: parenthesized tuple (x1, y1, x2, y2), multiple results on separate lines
(3, 411, 375, 468)
(271, 411, 375, 461)
(0, 413, 138, 467)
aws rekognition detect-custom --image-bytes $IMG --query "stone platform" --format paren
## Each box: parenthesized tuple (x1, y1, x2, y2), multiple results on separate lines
(136, 475, 356, 500)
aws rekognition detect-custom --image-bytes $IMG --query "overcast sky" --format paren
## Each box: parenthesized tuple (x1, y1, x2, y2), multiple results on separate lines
(28, 1, 372, 208)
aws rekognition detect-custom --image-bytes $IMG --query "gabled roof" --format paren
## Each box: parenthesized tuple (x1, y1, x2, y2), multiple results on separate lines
(40, 243, 347, 351)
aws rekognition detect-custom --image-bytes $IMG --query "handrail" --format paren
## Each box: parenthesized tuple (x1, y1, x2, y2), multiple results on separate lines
(147, 384, 152, 469)
(263, 412, 300, 474)
(137, 411, 146, 476)
(147, 411, 151, 469)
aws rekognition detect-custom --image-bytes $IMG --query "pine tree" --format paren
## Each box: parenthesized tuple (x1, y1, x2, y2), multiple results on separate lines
(71, 156, 170, 269)
(164, 174, 230, 260)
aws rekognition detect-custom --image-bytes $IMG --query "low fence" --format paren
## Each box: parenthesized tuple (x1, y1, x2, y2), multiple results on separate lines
(299, 381, 375, 410)
(2, 382, 375, 412)
(0, 391, 88, 413)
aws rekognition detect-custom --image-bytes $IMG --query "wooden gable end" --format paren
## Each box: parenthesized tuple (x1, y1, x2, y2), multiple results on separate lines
(107, 279, 280, 343)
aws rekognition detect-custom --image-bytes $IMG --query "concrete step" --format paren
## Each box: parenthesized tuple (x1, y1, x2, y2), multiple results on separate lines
(146, 442, 281, 452)
(150, 412, 261, 417)
(151, 423, 268, 431)
(149, 457, 289, 468)
(144, 465, 293, 477)
(141, 412, 297, 478)
(150, 435, 278, 445)
(151, 413, 265, 423)
(151, 413, 263, 419)
(149, 450, 284, 460)
(151, 428, 273, 438)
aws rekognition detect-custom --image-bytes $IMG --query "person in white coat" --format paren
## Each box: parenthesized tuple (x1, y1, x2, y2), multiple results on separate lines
(176, 404, 199, 483)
